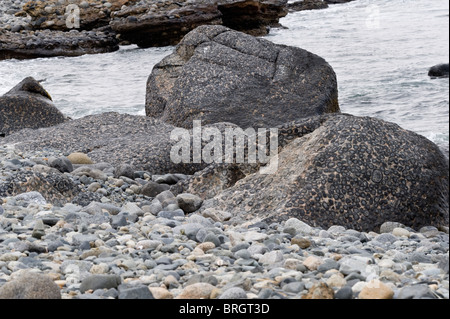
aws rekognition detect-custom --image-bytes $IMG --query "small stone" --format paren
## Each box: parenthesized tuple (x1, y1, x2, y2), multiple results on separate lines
(282, 282, 305, 294)
(284, 218, 313, 235)
(13, 191, 47, 205)
(202, 208, 232, 222)
(140, 181, 170, 197)
(291, 236, 311, 249)
(326, 273, 346, 289)
(0, 271, 61, 299)
(67, 152, 93, 164)
(302, 283, 334, 299)
(118, 286, 154, 299)
(219, 287, 247, 299)
(79, 275, 122, 293)
(114, 164, 135, 179)
(397, 284, 434, 299)
(380, 222, 405, 234)
(32, 219, 46, 239)
(49, 156, 73, 173)
(303, 256, 322, 271)
(177, 193, 203, 213)
(259, 251, 284, 265)
(176, 283, 216, 299)
(149, 287, 173, 299)
(358, 279, 394, 299)
(335, 286, 353, 299)
(197, 242, 216, 253)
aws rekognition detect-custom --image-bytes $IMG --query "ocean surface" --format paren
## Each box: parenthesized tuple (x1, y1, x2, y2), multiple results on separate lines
(1, 0, 449, 151)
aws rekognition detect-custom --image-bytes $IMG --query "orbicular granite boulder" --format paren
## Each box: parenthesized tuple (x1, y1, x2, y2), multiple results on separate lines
(428, 63, 449, 78)
(0, 112, 207, 175)
(146, 25, 339, 129)
(175, 113, 449, 232)
(20, 0, 287, 48)
(0, 77, 67, 136)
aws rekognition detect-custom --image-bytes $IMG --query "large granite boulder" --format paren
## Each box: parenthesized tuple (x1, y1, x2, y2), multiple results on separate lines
(21, 0, 137, 31)
(288, 0, 328, 12)
(0, 77, 67, 136)
(175, 114, 449, 232)
(146, 25, 339, 129)
(110, 1, 223, 48)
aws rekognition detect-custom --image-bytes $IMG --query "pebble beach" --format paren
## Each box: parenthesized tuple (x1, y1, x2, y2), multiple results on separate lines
(1, 144, 448, 299)
(1, 0, 449, 303)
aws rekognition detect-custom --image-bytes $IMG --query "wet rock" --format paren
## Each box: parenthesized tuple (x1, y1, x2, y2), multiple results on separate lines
(193, 114, 449, 232)
(0, 77, 66, 136)
(428, 63, 449, 78)
(79, 274, 122, 293)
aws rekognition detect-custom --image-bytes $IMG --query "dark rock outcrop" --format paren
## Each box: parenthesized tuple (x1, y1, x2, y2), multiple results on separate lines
(428, 63, 449, 78)
(288, 0, 328, 12)
(146, 25, 339, 129)
(110, 0, 288, 48)
(324, 0, 355, 3)
(0, 112, 204, 175)
(177, 114, 449, 232)
(217, 0, 289, 36)
(21, 0, 137, 31)
(19, 0, 287, 48)
(0, 28, 119, 61)
(0, 77, 67, 136)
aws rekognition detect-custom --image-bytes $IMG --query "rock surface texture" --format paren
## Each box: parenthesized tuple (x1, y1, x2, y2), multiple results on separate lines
(182, 114, 449, 232)
(146, 25, 339, 129)
(428, 63, 449, 78)
(0, 77, 67, 136)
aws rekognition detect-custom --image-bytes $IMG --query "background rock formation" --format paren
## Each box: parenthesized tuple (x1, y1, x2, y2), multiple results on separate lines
(181, 114, 449, 232)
